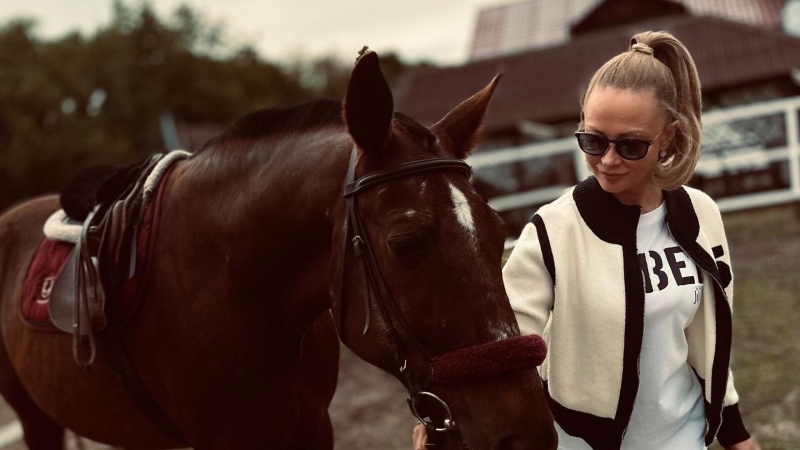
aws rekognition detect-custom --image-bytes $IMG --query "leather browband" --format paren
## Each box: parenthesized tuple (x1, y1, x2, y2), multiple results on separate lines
(344, 158, 472, 198)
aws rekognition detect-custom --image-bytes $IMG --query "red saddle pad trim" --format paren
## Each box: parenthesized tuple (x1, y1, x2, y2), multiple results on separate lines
(20, 239, 73, 331)
(20, 162, 177, 331)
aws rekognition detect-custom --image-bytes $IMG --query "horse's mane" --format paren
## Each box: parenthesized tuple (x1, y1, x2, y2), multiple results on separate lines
(198, 99, 345, 153)
(198, 98, 437, 153)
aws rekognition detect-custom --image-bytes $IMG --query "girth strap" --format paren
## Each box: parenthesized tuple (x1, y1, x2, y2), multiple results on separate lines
(100, 158, 189, 445)
(88, 154, 188, 444)
(100, 326, 189, 444)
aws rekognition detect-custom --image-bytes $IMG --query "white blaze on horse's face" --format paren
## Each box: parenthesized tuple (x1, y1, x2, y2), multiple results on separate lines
(447, 183, 476, 247)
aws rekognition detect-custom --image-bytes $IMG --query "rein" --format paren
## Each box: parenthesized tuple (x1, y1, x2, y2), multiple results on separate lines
(338, 146, 547, 438)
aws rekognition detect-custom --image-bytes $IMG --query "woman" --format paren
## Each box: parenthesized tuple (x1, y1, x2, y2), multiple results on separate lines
(414, 31, 760, 450)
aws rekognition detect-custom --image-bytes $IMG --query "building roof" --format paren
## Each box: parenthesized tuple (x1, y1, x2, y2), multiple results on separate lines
(570, 0, 689, 35)
(395, 14, 800, 133)
(469, 0, 788, 61)
(468, 0, 598, 61)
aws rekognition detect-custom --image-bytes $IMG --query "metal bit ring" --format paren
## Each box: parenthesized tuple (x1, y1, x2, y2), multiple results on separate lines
(409, 391, 457, 432)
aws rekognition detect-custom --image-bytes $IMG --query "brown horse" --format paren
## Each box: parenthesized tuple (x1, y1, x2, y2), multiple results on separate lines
(0, 51, 556, 449)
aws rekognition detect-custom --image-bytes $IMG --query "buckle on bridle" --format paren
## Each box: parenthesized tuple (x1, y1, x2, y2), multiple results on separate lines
(352, 236, 365, 257)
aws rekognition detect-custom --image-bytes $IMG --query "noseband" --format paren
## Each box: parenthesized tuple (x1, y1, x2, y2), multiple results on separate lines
(338, 146, 546, 438)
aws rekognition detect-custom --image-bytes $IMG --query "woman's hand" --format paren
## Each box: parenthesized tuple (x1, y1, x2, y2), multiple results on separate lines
(413, 423, 427, 449)
(726, 437, 761, 450)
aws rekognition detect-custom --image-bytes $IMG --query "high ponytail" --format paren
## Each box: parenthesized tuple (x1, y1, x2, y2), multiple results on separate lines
(580, 31, 703, 190)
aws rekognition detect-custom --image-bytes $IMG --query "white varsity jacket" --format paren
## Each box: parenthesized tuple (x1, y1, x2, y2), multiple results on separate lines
(503, 177, 750, 450)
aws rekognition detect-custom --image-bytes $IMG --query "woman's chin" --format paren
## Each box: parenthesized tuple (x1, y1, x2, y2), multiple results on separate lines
(596, 175, 628, 193)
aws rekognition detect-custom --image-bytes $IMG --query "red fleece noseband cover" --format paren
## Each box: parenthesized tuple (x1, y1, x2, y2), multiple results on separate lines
(430, 334, 547, 384)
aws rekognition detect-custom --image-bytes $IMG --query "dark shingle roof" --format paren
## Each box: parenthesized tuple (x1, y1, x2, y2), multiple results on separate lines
(395, 15, 800, 132)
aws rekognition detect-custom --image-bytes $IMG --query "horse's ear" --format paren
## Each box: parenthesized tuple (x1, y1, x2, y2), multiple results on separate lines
(344, 51, 393, 155)
(431, 74, 501, 159)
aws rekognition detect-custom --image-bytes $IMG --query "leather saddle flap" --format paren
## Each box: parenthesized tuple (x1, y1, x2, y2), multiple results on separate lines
(50, 248, 107, 335)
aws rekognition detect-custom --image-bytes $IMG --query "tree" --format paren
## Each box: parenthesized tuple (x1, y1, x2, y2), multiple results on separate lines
(0, 2, 433, 212)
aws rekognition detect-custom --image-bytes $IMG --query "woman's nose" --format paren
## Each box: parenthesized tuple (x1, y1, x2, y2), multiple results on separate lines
(601, 143, 623, 165)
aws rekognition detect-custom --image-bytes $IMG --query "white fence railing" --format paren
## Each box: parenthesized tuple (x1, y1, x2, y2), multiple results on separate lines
(468, 96, 800, 224)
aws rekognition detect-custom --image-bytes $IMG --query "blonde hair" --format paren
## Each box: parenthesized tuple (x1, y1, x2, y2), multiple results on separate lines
(580, 31, 702, 190)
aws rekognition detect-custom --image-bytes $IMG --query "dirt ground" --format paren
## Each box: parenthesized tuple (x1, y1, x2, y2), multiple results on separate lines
(329, 347, 416, 450)
(0, 349, 413, 450)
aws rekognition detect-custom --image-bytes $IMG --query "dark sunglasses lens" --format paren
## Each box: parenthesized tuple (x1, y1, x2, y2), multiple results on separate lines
(616, 140, 648, 160)
(577, 134, 607, 155)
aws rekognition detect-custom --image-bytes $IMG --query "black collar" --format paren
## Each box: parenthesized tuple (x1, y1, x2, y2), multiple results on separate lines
(572, 176, 719, 281)
(572, 177, 641, 247)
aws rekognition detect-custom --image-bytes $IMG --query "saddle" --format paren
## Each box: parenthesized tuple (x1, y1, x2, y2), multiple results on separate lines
(49, 154, 164, 367)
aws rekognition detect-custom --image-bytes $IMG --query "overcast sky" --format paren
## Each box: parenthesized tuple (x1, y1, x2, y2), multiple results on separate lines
(0, 0, 502, 65)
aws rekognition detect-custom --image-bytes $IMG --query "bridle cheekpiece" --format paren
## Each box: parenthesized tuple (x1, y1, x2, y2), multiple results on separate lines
(338, 145, 547, 440)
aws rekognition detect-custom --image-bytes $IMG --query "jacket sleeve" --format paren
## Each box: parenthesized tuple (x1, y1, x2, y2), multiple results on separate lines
(502, 218, 554, 337)
(717, 402, 750, 447)
(707, 196, 751, 447)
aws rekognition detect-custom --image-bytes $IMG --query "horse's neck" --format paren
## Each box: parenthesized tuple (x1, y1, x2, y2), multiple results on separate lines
(187, 131, 349, 219)
(169, 130, 351, 334)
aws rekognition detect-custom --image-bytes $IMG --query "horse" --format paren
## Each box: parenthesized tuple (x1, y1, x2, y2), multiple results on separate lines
(0, 50, 556, 449)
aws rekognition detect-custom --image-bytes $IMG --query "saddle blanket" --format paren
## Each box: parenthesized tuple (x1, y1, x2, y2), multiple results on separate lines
(21, 240, 73, 330)
(20, 162, 176, 331)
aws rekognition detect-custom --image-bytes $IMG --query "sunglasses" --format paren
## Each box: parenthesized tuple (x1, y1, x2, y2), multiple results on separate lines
(574, 127, 667, 161)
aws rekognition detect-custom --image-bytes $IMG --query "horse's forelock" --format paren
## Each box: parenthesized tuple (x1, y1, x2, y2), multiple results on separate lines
(392, 112, 437, 152)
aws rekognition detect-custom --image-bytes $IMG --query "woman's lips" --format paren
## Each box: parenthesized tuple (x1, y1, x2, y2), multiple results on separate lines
(601, 172, 626, 180)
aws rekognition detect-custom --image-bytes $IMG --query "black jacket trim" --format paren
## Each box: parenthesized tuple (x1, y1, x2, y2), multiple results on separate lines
(543, 381, 621, 450)
(717, 403, 751, 446)
(572, 177, 642, 245)
(663, 188, 734, 441)
(563, 177, 741, 447)
(692, 359, 750, 447)
(531, 214, 556, 286)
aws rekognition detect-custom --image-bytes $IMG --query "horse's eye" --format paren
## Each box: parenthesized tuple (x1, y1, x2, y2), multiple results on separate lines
(387, 236, 427, 260)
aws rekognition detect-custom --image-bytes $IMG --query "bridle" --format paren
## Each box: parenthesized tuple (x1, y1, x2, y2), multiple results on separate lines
(339, 145, 471, 435)
(337, 144, 548, 442)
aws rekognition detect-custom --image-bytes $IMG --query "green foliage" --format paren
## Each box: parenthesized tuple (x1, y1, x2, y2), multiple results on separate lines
(0, 2, 429, 212)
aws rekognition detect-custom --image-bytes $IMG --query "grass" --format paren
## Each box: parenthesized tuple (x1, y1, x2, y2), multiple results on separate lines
(708, 204, 800, 449)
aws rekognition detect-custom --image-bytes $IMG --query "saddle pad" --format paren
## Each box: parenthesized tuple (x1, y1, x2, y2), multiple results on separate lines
(20, 240, 74, 330)
(20, 163, 176, 331)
